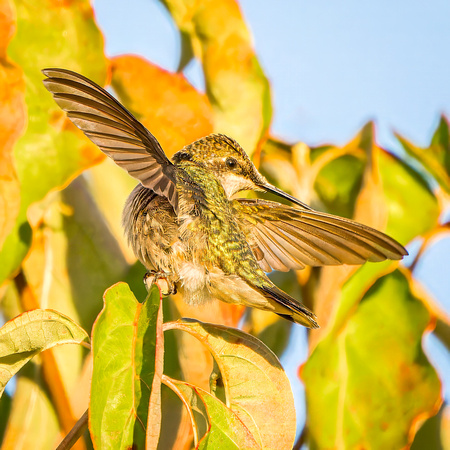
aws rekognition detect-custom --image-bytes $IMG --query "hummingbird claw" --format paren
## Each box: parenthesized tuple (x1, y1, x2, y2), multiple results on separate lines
(143, 271, 177, 296)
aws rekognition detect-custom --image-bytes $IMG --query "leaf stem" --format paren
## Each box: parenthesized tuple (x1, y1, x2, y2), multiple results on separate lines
(146, 289, 165, 449)
(162, 374, 199, 447)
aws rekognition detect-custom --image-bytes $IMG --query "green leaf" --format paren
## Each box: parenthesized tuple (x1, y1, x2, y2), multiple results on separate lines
(312, 122, 372, 218)
(89, 283, 162, 450)
(161, 0, 272, 154)
(379, 150, 440, 244)
(0, 0, 108, 283)
(397, 115, 450, 194)
(302, 270, 441, 449)
(0, 390, 12, 442)
(165, 378, 260, 449)
(0, 309, 89, 396)
(166, 319, 296, 449)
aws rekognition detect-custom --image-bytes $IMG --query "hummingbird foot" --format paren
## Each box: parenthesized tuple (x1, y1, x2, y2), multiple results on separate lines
(143, 271, 177, 296)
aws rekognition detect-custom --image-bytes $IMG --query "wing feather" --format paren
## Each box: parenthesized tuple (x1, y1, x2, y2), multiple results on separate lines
(42, 68, 178, 211)
(234, 198, 407, 272)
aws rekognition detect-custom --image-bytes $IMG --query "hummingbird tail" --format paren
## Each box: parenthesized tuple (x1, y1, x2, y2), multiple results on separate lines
(259, 285, 319, 328)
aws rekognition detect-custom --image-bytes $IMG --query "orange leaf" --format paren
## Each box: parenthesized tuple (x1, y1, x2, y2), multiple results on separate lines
(111, 54, 213, 156)
(0, 0, 25, 248)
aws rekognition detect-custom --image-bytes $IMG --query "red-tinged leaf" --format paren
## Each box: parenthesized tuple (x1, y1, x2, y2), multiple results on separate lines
(163, 377, 260, 449)
(0, 309, 89, 396)
(0, 0, 25, 248)
(165, 319, 296, 449)
(0, 0, 108, 283)
(111, 54, 213, 157)
(89, 283, 162, 450)
(302, 270, 441, 449)
(161, 0, 272, 154)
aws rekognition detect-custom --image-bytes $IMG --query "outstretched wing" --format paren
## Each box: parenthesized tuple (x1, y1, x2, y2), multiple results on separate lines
(42, 68, 178, 211)
(234, 198, 408, 272)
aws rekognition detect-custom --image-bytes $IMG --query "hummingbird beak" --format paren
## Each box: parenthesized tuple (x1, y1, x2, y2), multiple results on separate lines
(262, 183, 313, 211)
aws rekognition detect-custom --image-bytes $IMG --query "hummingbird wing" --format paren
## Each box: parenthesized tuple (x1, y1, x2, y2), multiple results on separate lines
(234, 198, 407, 272)
(42, 68, 178, 211)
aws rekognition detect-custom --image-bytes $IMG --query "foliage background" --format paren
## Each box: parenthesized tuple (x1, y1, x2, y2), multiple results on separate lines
(0, 0, 449, 448)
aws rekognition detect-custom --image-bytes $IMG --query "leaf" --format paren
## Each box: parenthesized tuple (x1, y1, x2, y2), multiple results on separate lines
(1, 374, 60, 449)
(379, 149, 440, 245)
(0, 388, 11, 442)
(89, 283, 162, 450)
(164, 377, 260, 449)
(111, 54, 214, 157)
(0, 0, 108, 283)
(0, 309, 89, 396)
(411, 404, 448, 450)
(23, 177, 129, 334)
(21, 177, 130, 398)
(311, 122, 371, 218)
(0, 0, 25, 248)
(302, 270, 441, 449)
(86, 159, 139, 263)
(397, 115, 450, 194)
(161, 0, 272, 154)
(165, 319, 296, 449)
(309, 124, 439, 343)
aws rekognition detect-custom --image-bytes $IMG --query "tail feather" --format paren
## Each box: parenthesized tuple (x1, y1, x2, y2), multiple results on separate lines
(258, 284, 319, 328)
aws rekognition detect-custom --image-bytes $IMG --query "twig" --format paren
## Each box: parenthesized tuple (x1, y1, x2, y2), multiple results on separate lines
(56, 409, 89, 450)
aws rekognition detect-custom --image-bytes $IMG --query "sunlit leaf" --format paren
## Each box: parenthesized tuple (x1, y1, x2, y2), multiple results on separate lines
(86, 159, 139, 263)
(90, 283, 161, 450)
(379, 149, 440, 244)
(0, 0, 25, 248)
(397, 115, 450, 194)
(302, 270, 441, 449)
(166, 319, 296, 449)
(0, 0, 108, 283)
(309, 124, 439, 342)
(161, 0, 272, 154)
(22, 177, 131, 396)
(111, 54, 213, 157)
(1, 374, 60, 449)
(164, 377, 260, 449)
(0, 309, 89, 396)
(24, 177, 129, 333)
(260, 139, 314, 206)
(309, 123, 373, 219)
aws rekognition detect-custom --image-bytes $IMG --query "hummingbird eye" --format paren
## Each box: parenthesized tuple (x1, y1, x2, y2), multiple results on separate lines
(226, 157, 238, 169)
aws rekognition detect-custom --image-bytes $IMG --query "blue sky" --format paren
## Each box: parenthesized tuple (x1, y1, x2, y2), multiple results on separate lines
(94, 0, 450, 432)
(95, 0, 450, 150)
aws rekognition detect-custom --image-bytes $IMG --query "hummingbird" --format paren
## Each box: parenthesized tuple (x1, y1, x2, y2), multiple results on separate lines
(42, 68, 407, 328)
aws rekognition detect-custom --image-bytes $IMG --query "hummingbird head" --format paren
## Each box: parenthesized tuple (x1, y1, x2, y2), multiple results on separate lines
(172, 133, 312, 209)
